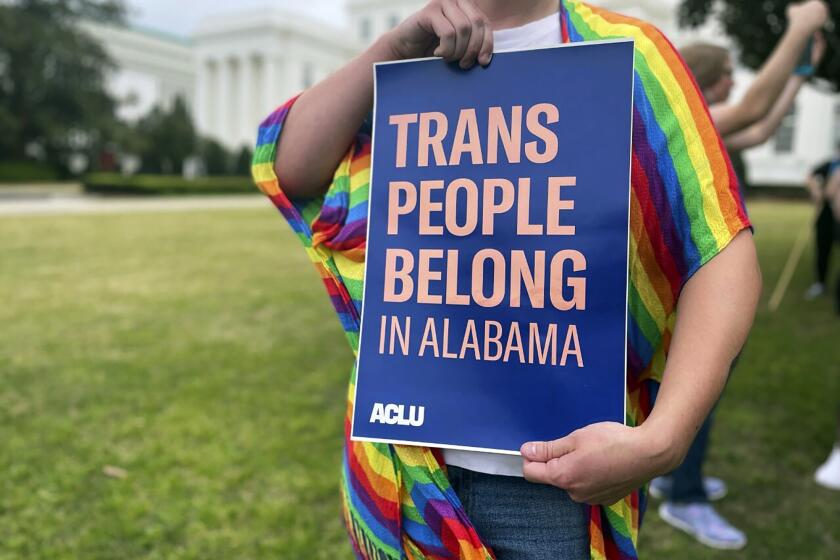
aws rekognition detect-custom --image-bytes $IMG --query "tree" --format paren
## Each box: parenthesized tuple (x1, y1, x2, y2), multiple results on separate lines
(679, 0, 840, 90)
(233, 146, 253, 176)
(199, 138, 232, 176)
(0, 0, 125, 171)
(135, 96, 197, 174)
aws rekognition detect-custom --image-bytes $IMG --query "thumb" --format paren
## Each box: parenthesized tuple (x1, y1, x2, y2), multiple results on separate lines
(521, 436, 575, 462)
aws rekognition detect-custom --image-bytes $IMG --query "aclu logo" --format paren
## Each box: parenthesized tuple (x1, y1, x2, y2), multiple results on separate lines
(369, 403, 425, 427)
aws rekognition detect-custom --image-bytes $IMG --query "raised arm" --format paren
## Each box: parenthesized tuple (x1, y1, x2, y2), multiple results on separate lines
(273, 0, 494, 199)
(723, 75, 804, 152)
(806, 173, 826, 204)
(521, 231, 761, 505)
(709, 0, 827, 137)
(724, 31, 825, 152)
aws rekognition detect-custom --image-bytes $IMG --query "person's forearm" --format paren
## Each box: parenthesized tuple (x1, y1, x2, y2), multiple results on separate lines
(735, 24, 813, 128)
(640, 231, 761, 465)
(806, 177, 824, 204)
(725, 76, 804, 151)
(827, 171, 840, 199)
(828, 172, 840, 221)
(274, 35, 400, 199)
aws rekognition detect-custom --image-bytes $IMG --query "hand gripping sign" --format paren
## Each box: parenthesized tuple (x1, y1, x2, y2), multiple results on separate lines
(352, 39, 635, 454)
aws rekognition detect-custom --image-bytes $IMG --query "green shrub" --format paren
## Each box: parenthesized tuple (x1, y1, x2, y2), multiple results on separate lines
(0, 160, 59, 183)
(83, 173, 255, 196)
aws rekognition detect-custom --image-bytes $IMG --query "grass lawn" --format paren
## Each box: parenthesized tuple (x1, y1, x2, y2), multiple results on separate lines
(1, 199, 838, 559)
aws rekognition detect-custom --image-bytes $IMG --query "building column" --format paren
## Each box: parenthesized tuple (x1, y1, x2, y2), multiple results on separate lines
(195, 58, 211, 136)
(239, 54, 255, 148)
(262, 54, 278, 117)
(216, 58, 231, 142)
(284, 55, 300, 98)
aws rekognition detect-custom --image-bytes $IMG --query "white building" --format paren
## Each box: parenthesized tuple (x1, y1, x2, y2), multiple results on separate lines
(191, 9, 357, 149)
(82, 21, 194, 122)
(348, 0, 425, 46)
(89, 0, 838, 184)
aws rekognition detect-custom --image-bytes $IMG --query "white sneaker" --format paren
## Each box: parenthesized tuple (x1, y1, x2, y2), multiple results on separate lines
(658, 502, 747, 550)
(815, 447, 840, 490)
(804, 282, 825, 300)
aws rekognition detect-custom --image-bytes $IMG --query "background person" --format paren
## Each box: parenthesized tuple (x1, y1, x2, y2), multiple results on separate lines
(255, 0, 764, 558)
(646, 1, 828, 551)
(682, 34, 825, 203)
(813, 157, 840, 490)
(824, 162, 840, 313)
(816, 414, 840, 490)
(804, 154, 840, 300)
(692, 1, 828, 139)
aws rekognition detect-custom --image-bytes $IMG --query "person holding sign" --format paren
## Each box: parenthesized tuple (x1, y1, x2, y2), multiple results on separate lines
(252, 1, 763, 558)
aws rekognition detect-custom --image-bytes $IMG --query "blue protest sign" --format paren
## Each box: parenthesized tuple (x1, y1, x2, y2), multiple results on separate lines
(351, 39, 635, 454)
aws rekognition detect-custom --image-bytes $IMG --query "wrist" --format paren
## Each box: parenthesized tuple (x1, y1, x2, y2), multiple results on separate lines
(635, 417, 689, 475)
(371, 32, 404, 63)
(784, 17, 811, 43)
(788, 19, 821, 37)
(794, 64, 815, 77)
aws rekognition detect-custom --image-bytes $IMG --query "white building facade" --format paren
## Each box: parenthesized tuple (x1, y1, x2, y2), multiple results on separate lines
(82, 21, 194, 123)
(89, 0, 838, 184)
(348, 0, 425, 46)
(191, 9, 357, 149)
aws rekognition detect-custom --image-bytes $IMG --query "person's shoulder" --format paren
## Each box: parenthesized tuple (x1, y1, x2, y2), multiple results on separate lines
(569, 0, 670, 39)
(567, 1, 681, 70)
(568, 2, 701, 122)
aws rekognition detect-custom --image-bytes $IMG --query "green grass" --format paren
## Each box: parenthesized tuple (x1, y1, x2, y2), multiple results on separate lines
(0, 207, 352, 559)
(0, 200, 838, 559)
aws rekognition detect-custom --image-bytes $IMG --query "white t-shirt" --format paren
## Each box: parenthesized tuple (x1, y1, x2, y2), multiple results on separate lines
(442, 10, 562, 478)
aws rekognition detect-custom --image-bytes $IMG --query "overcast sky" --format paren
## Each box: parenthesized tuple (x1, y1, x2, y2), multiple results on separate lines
(126, 0, 348, 36)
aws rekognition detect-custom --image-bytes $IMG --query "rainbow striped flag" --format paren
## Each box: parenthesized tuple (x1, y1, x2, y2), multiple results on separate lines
(251, 1, 750, 558)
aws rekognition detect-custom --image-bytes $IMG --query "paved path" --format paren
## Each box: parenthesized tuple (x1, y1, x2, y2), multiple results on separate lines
(0, 194, 271, 217)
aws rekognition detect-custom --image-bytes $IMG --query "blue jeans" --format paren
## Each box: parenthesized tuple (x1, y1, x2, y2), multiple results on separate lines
(447, 466, 589, 560)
